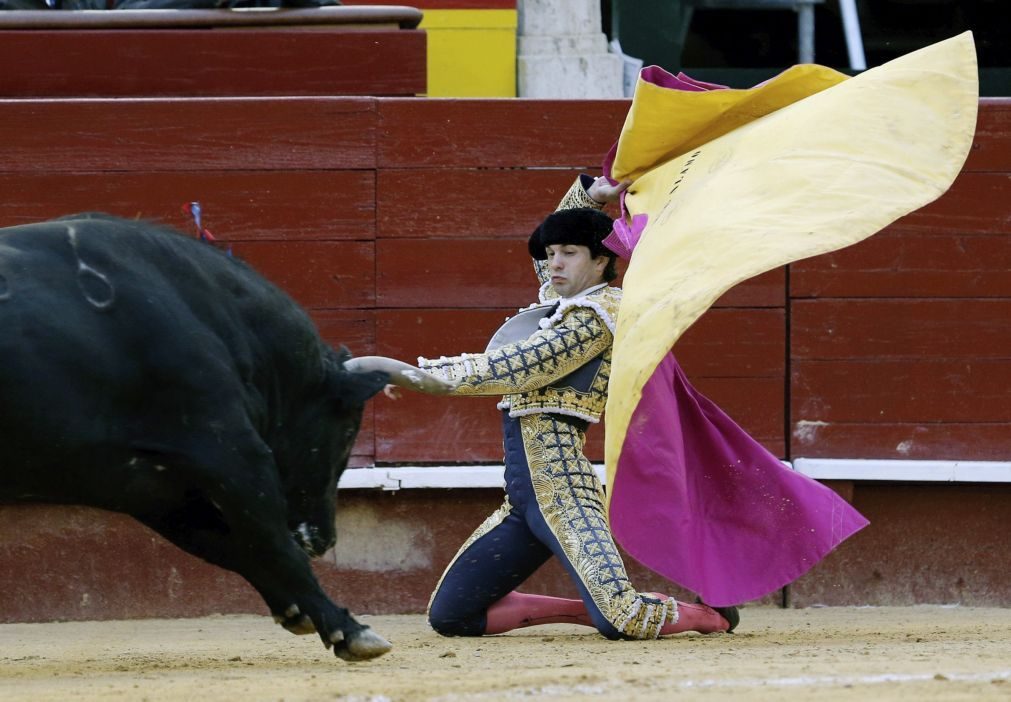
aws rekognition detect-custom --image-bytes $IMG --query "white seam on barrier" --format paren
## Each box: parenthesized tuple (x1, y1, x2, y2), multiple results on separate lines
(793, 458, 1011, 483)
(338, 464, 607, 490)
(339, 459, 1011, 491)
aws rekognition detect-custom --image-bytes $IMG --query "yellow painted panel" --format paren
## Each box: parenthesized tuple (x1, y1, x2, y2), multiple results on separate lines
(419, 9, 517, 30)
(420, 9, 517, 97)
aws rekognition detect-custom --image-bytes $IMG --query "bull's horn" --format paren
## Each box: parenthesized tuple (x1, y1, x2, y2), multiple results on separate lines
(345, 356, 459, 396)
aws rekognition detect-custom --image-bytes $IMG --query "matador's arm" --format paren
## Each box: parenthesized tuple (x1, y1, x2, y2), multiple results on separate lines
(418, 305, 611, 396)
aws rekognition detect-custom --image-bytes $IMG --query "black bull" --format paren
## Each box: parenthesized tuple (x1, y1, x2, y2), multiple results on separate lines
(0, 214, 421, 661)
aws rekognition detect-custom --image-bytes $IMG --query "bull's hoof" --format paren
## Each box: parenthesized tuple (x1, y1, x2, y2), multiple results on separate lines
(332, 627, 392, 662)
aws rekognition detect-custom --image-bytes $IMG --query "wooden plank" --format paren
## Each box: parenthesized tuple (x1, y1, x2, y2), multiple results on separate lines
(377, 239, 539, 309)
(790, 230, 1011, 298)
(791, 360, 1011, 424)
(712, 268, 785, 308)
(307, 310, 378, 464)
(792, 300, 1011, 360)
(376, 308, 784, 377)
(0, 97, 377, 173)
(231, 240, 374, 310)
(691, 376, 785, 454)
(376, 167, 588, 238)
(676, 308, 784, 377)
(377, 99, 630, 168)
(310, 309, 375, 356)
(350, 403, 376, 467)
(0, 30, 424, 99)
(375, 394, 508, 463)
(377, 239, 784, 308)
(374, 378, 783, 463)
(373, 309, 783, 462)
(0, 171, 375, 241)
(966, 99, 1011, 173)
(309, 309, 377, 464)
(790, 422, 1011, 461)
(377, 308, 511, 358)
(888, 172, 1011, 236)
(375, 98, 1009, 170)
(374, 307, 550, 461)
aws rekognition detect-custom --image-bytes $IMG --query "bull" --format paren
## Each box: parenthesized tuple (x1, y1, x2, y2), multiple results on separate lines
(0, 214, 452, 661)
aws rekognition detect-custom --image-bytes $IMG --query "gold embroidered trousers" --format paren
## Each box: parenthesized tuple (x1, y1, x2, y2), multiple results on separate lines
(428, 412, 676, 639)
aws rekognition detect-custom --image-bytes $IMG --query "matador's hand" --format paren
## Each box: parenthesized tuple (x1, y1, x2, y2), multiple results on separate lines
(587, 176, 632, 205)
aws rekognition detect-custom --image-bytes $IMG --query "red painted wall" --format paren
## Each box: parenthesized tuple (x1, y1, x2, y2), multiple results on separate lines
(0, 97, 1008, 621)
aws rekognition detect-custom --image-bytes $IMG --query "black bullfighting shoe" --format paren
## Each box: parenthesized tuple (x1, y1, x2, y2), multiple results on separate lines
(696, 597, 740, 633)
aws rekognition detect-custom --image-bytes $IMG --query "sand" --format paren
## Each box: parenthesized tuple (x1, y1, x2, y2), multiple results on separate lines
(1, 606, 1009, 701)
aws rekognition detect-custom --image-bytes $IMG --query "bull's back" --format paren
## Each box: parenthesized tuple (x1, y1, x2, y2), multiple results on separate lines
(0, 214, 308, 353)
(0, 214, 319, 488)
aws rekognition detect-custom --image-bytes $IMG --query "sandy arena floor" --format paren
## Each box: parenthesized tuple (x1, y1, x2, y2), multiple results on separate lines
(1, 606, 1009, 701)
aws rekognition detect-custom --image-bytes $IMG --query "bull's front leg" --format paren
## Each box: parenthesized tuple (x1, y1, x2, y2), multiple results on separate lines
(134, 448, 390, 661)
(238, 530, 393, 662)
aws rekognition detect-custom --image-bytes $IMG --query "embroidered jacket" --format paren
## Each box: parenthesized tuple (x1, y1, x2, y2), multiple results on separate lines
(419, 177, 621, 423)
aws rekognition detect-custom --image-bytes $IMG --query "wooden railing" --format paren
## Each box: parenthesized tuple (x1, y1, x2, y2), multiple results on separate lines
(0, 6, 425, 97)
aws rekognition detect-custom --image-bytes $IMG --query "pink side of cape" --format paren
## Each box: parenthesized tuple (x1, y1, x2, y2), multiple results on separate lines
(609, 354, 869, 606)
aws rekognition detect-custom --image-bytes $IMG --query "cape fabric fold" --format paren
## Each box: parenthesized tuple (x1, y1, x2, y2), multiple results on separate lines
(604, 33, 979, 604)
(610, 353, 869, 606)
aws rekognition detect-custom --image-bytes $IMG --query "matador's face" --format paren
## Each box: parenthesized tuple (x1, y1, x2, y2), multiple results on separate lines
(545, 244, 608, 298)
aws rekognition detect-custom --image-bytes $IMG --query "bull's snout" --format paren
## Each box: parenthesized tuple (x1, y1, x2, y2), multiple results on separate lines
(292, 522, 334, 557)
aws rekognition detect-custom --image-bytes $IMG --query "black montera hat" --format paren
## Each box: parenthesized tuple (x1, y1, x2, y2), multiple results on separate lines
(527, 207, 615, 261)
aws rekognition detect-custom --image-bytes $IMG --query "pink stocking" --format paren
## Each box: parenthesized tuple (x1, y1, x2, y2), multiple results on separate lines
(484, 591, 593, 634)
(658, 600, 731, 635)
(484, 591, 731, 636)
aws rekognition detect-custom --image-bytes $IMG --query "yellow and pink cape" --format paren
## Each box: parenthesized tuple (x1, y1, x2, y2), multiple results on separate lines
(602, 33, 978, 604)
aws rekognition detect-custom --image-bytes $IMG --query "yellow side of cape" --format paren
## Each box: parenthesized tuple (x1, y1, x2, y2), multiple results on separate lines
(605, 33, 979, 505)
(610, 63, 849, 182)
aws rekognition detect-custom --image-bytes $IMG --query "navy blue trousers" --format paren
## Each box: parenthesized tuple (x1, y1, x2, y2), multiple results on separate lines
(427, 412, 622, 639)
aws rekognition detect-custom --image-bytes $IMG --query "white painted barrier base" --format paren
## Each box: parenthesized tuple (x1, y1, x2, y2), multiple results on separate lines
(339, 460, 1011, 491)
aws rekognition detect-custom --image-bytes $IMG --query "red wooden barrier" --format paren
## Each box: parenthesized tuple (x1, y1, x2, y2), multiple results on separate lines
(0, 97, 378, 172)
(966, 98, 1011, 172)
(791, 230, 1011, 298)
(0, 7, 425, 98)
(788, 98, 1011, 460)
(2, 96, 1006, 467)
(377, 99, 629, 168)
(373, 305, 786, 461)
(0, 171, 375, 239)
(0, 96, 1008, 621)
(377, 167, 588, 239)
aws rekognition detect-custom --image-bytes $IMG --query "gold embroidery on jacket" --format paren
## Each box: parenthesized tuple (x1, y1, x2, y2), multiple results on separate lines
(418, 286, 622, 423)
(557, 176, 606, 212)
(421, 307, 608, 402)
(519, 414, 675, 639)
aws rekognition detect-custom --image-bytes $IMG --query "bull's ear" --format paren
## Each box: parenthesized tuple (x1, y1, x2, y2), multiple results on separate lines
(328, 346, 390, 406)
(339, 369, 391, 406)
